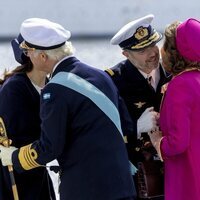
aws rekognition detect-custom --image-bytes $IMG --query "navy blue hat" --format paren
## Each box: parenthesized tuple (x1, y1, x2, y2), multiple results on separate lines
(111, 14, 162, 50)
(11, 34, 30, 65)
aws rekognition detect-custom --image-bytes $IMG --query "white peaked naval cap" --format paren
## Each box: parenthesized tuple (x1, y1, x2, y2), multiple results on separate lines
(110, 14, 162, 50)
(20, 18, 71, 50)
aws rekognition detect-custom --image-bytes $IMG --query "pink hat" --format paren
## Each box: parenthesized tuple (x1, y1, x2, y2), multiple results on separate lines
(176, 18, 200, 62)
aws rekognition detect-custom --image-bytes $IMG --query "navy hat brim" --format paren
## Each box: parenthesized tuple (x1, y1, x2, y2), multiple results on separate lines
(11, 34, 30, 65)
(24, 41, 66, 50)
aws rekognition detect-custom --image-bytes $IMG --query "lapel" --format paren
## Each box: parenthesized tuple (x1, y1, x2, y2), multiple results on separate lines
(157, 65, 172, 93)
(124, 60, 149, 87)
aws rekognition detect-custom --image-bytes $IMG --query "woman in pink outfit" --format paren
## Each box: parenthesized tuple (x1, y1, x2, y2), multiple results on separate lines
(149, 18, 200, 200)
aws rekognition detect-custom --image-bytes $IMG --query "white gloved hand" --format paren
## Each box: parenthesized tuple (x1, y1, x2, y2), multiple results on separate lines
(0, 145, 17, 166)
(137, 107, 159, 138)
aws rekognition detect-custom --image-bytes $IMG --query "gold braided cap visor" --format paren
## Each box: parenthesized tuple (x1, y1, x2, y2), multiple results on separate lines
(130, 32, 161, 50)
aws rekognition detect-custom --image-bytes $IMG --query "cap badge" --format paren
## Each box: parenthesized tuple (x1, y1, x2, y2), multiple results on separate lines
(134, 27, 148, 40)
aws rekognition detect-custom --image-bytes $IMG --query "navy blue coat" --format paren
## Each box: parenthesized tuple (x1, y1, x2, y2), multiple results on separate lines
(0, 73, 54, 200)
(13, 57, 136, 200)
(105, 59, 171, 165)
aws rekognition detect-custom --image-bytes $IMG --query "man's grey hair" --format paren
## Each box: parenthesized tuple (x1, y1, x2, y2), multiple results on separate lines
(34, 41, 75, 60)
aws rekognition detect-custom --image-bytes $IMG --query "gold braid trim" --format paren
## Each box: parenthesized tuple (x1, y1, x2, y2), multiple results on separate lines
(105, 69, 115, 76)
(131, 32, 160, 50)
(18, 144, 41, 170)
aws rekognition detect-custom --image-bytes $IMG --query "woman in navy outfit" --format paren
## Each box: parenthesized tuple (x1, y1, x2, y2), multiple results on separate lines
(0, 34, 55, 200)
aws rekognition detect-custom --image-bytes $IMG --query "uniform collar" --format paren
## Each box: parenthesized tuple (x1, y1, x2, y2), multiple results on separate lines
(52, 55, 74, 75)
(50, 55, 78, 78)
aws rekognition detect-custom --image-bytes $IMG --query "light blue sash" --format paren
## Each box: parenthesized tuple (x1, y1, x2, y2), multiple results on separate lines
(50, 72, 123, 136)
(50, 72, 137, 174)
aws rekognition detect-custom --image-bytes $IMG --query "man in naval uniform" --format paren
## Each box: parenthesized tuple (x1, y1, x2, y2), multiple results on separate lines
(0, 18, 137, 200)
(105, 14, 171, 199)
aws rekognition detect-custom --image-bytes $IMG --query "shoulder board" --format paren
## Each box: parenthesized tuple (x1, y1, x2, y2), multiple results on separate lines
(105, 68, 115, 76)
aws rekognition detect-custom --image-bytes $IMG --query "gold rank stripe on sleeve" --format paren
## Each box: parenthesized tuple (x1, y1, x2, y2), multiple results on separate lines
(105, 69, 115, 76)
(18, 144, 41, 170)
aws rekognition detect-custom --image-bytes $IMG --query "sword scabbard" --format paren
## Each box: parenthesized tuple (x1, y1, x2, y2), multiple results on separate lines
(0, 117, 19, 200)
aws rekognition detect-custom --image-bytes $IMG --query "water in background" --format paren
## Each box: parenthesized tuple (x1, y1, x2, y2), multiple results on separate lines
(0, 38, 124, 75)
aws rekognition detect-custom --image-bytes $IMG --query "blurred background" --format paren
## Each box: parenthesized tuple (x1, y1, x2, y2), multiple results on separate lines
(0, 0, 200, 73)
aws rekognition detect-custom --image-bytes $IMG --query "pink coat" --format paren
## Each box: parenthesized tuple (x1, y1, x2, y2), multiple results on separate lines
(160, 70, 200, 200)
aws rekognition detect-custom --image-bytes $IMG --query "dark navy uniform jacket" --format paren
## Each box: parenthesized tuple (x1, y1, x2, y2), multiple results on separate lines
(105, 59, 171, 165)
(0, 73, 54, 200)
(13, 57, 136, 200)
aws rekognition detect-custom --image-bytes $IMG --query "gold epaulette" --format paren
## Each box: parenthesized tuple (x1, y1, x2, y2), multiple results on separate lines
(105, 69, 115, 76)
(18, 144, 41, 170)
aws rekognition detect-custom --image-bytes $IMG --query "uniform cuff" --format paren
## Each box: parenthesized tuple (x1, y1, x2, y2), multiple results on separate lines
(12, 149, 24, 173)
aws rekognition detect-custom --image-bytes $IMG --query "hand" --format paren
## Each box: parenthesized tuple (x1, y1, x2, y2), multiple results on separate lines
(137, 107, 159, 137)
(148, 126, 163, 161)
(0, 145, 17, 166)
(148, 126, 162, 147)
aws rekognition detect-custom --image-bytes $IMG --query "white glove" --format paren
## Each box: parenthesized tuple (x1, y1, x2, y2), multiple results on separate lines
(0, 145, 17, 166)
(137, 107, 159, 138)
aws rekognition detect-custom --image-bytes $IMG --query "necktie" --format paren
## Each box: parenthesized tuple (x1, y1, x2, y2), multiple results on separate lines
(146, 76, 155, 91)
(146, 76, 152, 85)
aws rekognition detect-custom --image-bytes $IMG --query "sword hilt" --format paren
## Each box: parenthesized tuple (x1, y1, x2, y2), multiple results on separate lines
(0, 136, 12, 147)
(0, 117, 12, 147)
